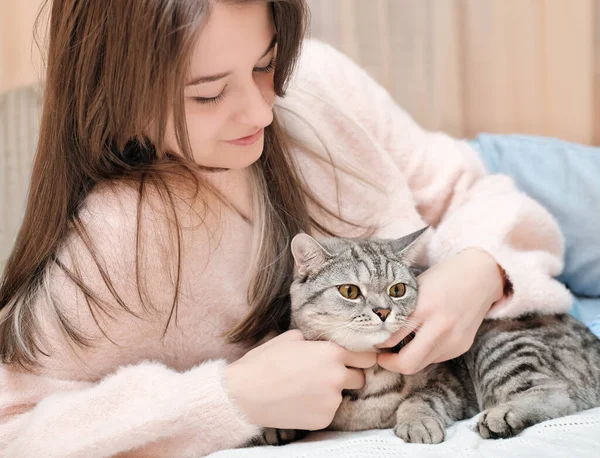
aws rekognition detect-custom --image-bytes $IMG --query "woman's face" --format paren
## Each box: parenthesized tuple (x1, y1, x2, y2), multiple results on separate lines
(166, 1, 277, 169)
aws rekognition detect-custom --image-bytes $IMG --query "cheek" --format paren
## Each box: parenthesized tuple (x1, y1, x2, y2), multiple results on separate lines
(255, 73, 276, 106)
(392, 290, 418, 317)
(162, 106, 224, 156)
(327, 293, 366, 320)
(185, 106, 228, 147)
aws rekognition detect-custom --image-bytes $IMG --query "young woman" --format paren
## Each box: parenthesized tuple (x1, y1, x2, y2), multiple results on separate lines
(0, 0, 574, 456)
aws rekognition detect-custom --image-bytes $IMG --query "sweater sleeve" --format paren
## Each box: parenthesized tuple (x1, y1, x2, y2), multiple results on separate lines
(296, 40, 572, 318)
(0, 361, 260, 458)
(0, 182, 261, 457)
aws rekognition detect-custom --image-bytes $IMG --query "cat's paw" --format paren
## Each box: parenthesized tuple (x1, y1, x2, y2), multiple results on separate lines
(478, 405, 527, 439)
(250, 428, 308, 446)
(394, 415, 446, 444)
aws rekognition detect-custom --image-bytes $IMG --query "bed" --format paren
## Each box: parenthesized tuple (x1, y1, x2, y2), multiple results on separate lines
(209, 407, 600, 457)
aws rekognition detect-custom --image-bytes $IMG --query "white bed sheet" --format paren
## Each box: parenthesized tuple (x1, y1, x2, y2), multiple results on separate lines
(208, 407, 600, 458)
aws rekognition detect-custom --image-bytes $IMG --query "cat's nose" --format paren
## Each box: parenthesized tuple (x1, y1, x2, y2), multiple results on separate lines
(372, 307, 390, 321)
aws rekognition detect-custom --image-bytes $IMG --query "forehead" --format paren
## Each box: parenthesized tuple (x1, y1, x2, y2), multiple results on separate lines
(189, 2, 274, 73)
(319, 243, 415, 286)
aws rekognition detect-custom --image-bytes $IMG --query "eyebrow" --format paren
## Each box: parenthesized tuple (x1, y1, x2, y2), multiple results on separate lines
(186, 34, 278, 86)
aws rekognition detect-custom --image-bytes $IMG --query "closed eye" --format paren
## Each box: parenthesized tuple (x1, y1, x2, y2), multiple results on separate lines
(192, 56, 275, 106)
(192, 91, 226, 105)
(254, 56, 275, 73)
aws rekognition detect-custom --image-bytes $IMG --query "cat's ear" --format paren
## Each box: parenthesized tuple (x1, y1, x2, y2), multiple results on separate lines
(291, 233, 332, 277)
(391, 226, 429, 265)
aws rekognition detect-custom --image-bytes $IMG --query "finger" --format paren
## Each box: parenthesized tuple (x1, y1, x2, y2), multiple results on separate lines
(260, 329, 305, 350)
(375, 327, 414, 349)
(341, 350, 378, 369)
(433, 337, 474, 364)
(377, 321, 444, 375)
(410, 345, 440, 373)
(341, 367, 366, 390)
(433, 352, 453, 364)
(277, 329, 305, 341)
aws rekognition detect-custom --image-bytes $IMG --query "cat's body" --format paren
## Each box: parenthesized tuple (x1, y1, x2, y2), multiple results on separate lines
(333, 352, 475, 437)
(255, 230, 600, 445)
(334, 313, 600, 442)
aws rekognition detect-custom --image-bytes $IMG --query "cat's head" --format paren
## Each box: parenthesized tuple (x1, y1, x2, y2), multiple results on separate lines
(289, 227, 428, 352)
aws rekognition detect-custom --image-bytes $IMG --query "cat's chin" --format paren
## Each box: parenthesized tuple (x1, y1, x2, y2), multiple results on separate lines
(332, 329, 396, 352)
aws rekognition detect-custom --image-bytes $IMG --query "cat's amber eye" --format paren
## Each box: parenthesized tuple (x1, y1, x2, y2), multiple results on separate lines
(389, 283, 406, 298)
(338, 284, 361, 299)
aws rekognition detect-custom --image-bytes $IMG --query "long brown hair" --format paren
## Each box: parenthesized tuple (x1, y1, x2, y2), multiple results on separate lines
(0, 0, 366, 368)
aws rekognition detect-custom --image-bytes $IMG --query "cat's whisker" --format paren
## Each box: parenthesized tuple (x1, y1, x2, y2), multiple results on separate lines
(322, 321, 358, 349)
(336, 327, 355, 349)
(326, 323, 353, 343)
(396, 318, 421, 333)
(305, 317, 354, 343)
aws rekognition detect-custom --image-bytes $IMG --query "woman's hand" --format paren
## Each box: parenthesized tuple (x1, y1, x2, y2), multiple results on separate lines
(225, 330, 377, 430)
(377, 248, 505, 374)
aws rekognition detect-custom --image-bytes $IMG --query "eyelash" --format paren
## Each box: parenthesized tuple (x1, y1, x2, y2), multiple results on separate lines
(193, 56, 276, 105)
(193, 91, 226, 106)
(254, 56, 276, 74)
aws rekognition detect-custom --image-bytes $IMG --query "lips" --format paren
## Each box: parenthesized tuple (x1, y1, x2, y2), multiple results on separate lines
(225, 128, 264, 146)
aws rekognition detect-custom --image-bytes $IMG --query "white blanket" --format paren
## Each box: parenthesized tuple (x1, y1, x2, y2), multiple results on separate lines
(208, 408, 600, 458)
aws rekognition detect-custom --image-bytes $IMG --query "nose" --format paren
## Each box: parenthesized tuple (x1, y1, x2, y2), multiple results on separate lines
(233, 81, 274, 128)
(372, 307, 391, 322)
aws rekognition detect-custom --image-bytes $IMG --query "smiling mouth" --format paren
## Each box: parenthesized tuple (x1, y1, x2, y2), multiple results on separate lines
(225, 128, 264, 146)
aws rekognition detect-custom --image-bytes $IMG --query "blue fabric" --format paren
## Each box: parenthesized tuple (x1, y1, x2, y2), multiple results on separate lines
(469, 134, 600, 337)
(571, 296, 600, 323)
(571, 297, 600, 339)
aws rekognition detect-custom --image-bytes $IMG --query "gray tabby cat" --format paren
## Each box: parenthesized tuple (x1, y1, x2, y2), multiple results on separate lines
(255, 227, 600, 446)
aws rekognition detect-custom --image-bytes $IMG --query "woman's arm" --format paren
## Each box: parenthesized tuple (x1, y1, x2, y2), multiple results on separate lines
(0, 361, 259, 458)
(0, 183, 260, 457)
(1, 180, 376, 456)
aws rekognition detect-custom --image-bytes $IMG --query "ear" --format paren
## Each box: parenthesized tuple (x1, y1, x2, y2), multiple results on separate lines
(290, 233, 332, 277)
(390, 226, 429, 265)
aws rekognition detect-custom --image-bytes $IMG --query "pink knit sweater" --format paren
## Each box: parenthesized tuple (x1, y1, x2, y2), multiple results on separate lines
(0, 40, 572, 457)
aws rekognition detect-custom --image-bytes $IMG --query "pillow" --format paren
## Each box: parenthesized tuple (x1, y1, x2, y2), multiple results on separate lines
(469, 133, 600, 299)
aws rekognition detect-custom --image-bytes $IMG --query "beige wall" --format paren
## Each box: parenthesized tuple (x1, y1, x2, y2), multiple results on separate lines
(307, 0, 600, 145)
(1, 0, 599, 145)
(0, 0, 44, 93)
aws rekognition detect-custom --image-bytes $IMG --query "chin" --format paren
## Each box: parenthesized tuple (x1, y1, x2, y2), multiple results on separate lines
(223, 140, 264, 169)
(326, 328, 394, 352)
